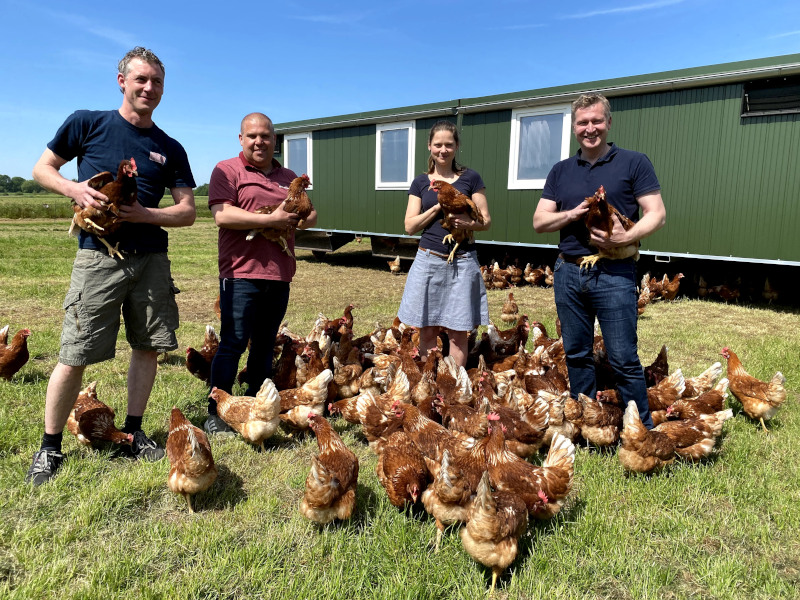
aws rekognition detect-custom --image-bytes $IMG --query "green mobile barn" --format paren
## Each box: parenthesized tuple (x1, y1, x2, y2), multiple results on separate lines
(275, 54, 800, 267)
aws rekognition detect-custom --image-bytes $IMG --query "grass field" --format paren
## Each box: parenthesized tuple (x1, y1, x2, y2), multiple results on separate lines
(1, 216, 799, 600)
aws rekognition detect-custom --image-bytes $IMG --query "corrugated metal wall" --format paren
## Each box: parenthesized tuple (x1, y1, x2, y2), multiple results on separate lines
(303, 80, 800, 263)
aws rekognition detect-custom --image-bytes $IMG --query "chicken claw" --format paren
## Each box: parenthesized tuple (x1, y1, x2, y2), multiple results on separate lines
(579, 254, 601, 270)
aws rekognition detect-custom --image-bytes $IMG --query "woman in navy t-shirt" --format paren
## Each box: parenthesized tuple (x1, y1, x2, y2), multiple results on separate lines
(397, 120, 491, 366)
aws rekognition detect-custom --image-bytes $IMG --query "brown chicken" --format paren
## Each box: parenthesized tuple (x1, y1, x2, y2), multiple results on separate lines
(523, 263, 546, 286)
(580, 185, 639, 269)
(70, 158, 138, 259)
(500, 292, 519, 324)
(619, 401, 676, 475)
(279, 369, 334, 430)
(660, 273, 684, 301)
(667, 378, 728, 420)
(421, 449, 475, 551)
(0, 327, 31, 380)
(300, 413, 359, 524)
(460, 471, 528, 594)
(429, 179, 485, 263)
(166, 407, 218, 513)
(185, 325, 219, 384)
(578, 393, 623, 448)
(485, 419, 575, 520)
(209, 377, 282, 450)
(721, 347, 786, 432)
(376, 430, 430, 507)
(653, 409, 733, 460)
(66, 381, 133, 447)
(387, 255, 401, 275)
(245, 174, 313, 257)
(644, 345, 669, 387)
(682, 362, 723, 398)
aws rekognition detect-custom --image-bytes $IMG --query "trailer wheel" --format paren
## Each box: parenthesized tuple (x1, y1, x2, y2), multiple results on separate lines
(311, 250, 328, 261)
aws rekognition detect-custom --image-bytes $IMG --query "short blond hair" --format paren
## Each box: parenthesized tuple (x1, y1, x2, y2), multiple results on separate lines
(118, 47, 164, 77)
(571, 93, 611, 123)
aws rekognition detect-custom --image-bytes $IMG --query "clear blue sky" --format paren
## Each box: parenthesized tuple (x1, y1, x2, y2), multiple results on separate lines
(1, 0, 798, 186)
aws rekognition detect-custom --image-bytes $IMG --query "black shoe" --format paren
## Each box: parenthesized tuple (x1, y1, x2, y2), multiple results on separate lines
(128, 431, 165, 461)
(204, 414, 235, 437)
(25, 449, 65, 486)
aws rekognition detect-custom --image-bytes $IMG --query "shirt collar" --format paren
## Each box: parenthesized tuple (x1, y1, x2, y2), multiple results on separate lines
(238, 152, 282, 173)
(576, 142, 617, 165)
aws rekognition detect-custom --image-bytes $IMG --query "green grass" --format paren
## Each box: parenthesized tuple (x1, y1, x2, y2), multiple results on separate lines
(1, 219, 799, 600)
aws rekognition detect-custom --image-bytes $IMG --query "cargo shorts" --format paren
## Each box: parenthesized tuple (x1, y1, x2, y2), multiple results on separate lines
(59, 249, 180, 366)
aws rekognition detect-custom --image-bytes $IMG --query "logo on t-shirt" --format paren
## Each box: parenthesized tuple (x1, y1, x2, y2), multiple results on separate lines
(149, 151, 166, 165)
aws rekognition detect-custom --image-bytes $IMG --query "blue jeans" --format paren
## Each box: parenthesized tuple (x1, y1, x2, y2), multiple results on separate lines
(553, 256, 652, 429)
(209, 278, 290, 405)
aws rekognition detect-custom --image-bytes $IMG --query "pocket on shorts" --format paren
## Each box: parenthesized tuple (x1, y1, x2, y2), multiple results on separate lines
(62, 289, 93, 342)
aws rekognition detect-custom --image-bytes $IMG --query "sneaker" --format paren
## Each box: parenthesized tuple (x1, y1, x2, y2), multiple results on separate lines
(25, 449, 65, 486)
(128, 431, 165, 461)
(204, 414, 235, 437)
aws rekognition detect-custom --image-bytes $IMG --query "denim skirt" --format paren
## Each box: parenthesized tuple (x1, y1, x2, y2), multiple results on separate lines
(397, 248, 489, 331)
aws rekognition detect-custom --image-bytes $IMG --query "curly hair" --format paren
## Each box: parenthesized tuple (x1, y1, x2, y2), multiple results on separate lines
(571, 93, 611, 123)
(118, 47, 165, 78)
(426, 120, 465, 174)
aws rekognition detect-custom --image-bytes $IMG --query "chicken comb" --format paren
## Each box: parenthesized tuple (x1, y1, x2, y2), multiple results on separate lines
(487, 412, 501, 421)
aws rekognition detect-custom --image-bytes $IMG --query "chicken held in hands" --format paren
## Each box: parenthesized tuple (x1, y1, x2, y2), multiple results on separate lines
(70, 158, 138, 259)
(430, 179, 485, 263)
(581, 185, 639, 270)
(167, 407, 218, 513)
(245, 174, 313, 257)
(721, 347, 786, 432)
(300, 413, 359, 524)
(460, 471, 528, 595)
(209, 377, 282, 450)
(66, 381, 133, 447)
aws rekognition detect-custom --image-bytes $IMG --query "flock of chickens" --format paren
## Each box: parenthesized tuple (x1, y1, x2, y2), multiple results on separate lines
(2, 286, 790, 591)
(171, 301, 786, 591)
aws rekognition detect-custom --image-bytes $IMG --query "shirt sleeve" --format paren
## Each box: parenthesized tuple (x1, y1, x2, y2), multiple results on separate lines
(165, 139, 195, 189)
(208, 163, 237, 207)
(47, 111, 87, 163)
(632, 154, 660, 197)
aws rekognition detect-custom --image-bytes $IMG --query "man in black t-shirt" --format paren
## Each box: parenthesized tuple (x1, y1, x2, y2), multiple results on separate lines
(26, 47, 196, 486)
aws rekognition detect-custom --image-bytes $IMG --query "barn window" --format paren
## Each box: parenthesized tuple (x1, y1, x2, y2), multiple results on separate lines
(742, 76, 800, 117)
(508, 105, 571, 189)
(375, 121, 415, 190)
(284, 133, 313, 188)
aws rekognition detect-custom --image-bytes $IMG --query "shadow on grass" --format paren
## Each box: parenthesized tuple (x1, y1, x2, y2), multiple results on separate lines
(202, 463, 247, 511)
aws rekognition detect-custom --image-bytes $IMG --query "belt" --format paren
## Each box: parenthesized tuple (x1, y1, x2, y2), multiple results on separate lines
(419, 246, 467, 260)
(558, 253, 586, 265)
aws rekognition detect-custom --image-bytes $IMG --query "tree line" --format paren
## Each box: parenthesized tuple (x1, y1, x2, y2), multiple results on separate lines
(0, 173, 209, 196)
(0, 174, 45, 194)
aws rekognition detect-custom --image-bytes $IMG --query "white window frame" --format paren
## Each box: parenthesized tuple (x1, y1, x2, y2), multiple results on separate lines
(284, 132, 313, 189)
(508, 105, 571, 190)
(375, 121, 415, 190)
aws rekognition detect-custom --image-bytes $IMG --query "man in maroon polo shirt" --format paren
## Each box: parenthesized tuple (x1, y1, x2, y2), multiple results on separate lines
(204, 112, 317, 435)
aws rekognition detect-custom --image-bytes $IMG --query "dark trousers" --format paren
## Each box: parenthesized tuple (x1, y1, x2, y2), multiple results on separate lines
(209, 278, 290, 406)
(553, 256, 652, 429)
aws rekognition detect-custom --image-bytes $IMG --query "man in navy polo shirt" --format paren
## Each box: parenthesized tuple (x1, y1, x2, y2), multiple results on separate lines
(533, 93, 666, 429)
(26, 47, 196, 485)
